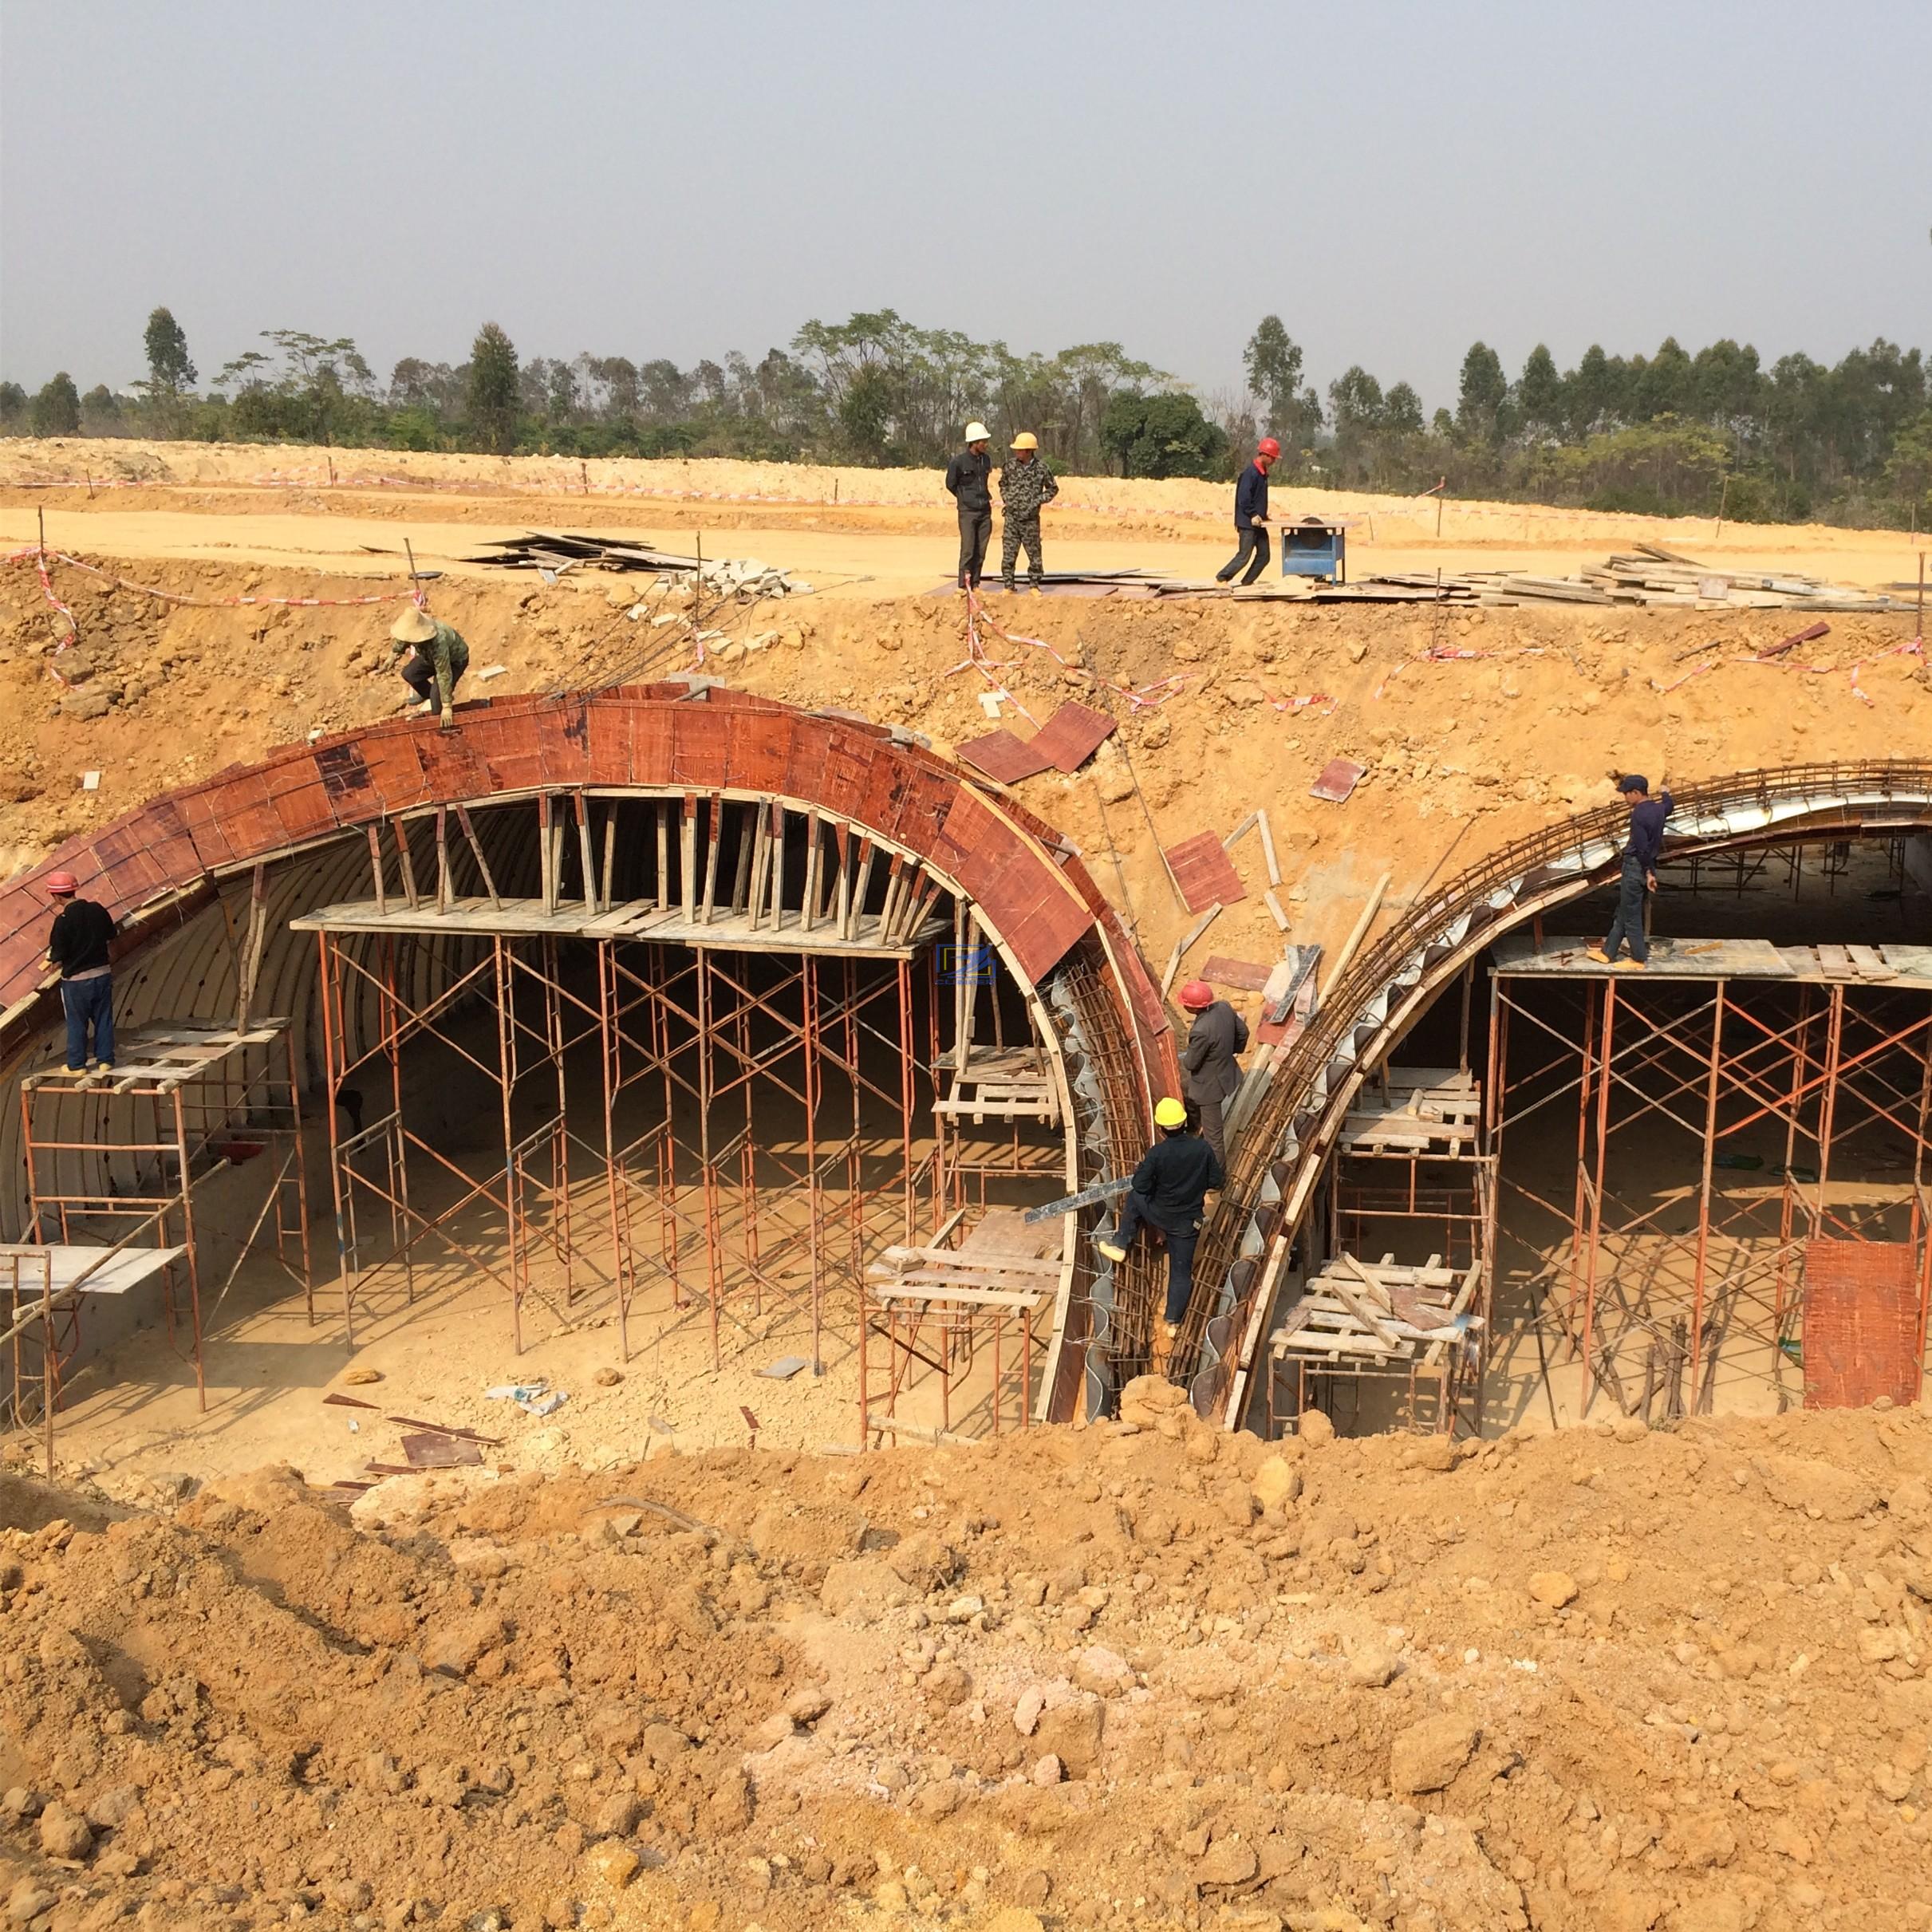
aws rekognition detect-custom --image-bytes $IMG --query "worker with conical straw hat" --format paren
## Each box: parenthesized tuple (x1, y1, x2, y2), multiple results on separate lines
(388, 605, 471, 729)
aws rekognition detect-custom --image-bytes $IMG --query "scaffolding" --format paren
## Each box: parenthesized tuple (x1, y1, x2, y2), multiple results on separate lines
(294, 790, 1078, 1410)
(10, 1019, 312, 1457)
(1267, 1059, 1492, 1436)
(1486, 935, 1932, 1421)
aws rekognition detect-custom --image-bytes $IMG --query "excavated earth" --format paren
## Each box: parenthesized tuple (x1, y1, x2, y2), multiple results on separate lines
(7, 1393, 1932, 1931)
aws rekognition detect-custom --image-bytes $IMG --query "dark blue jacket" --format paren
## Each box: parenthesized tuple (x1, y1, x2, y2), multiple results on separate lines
(1234, 461, 1270, 529)
(1624, 791, 1673, 869)
(1130, 1131, 1224, 1234)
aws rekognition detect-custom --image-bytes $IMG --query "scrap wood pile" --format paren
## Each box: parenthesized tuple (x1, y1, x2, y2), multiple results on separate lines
(468, 530, 807, 597)
(1175, 542, 1912, 610)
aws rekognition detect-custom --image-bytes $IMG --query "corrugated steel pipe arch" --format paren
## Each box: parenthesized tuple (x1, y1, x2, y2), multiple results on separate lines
(1184, 760, 1932, 1428)
(0, 684, 1178, 1419)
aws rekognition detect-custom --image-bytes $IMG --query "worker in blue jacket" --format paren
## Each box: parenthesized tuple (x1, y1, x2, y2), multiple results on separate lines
(1589, 773, 1674, 968)
(1097, 1096, 1224, 1340)
(1216, 436, 1279, 585)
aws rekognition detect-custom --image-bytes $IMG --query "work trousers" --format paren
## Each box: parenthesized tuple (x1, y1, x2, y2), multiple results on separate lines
(1001, 513, 1044, 589)
(1603, 854, 1650, 963)
(956, 507, 992, 588)
(1216, 526, 1271, 585)
(1192, 1090, 1228, 1165)
(61, 974, 114, 1070)
(400, 653, 465, 716)
(1110, 1192, 1201, 1325)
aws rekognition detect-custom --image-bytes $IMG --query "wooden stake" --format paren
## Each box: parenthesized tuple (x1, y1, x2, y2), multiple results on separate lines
(1319, 870, 1390, 1007)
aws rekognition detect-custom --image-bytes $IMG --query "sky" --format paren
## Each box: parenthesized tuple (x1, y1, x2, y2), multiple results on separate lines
(2, 0, 1929, 413)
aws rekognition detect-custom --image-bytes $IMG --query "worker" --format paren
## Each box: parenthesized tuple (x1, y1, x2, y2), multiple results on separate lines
(1588, 773, 1674, 968)
(944, 420, 995, 593)
(1176, 979, 1249, 1163)
(389, 606, 469, 728)
(999, 432, 1059, 593)
(1216, 436, 1279, 586)
(1096, 1095, 1224, 1341)
(42, 870, 116, 1074)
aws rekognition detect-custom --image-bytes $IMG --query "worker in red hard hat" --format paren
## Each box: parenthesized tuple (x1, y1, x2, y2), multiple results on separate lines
(1216, 437, 1280, 586)
(1176, 979, 1248, 1163)
(41, 870, 117, 1076)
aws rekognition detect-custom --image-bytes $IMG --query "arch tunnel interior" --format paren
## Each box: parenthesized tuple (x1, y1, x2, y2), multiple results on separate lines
(1257, 828, 1932, 1441)
(0, 691, 1180, 1469)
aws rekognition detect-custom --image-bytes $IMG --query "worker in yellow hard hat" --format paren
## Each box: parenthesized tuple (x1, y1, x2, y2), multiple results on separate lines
(1096, 1094, 1224, 1343)
(944, 421, 994, 592)
(999, 431, 1058, 593)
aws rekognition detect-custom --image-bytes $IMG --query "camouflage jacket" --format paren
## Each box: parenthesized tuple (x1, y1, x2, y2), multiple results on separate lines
(999, 459, 1059, 519)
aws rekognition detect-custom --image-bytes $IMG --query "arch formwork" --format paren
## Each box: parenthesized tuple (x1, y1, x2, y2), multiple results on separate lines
(1181, 762, 1932, 1430)
(0, 684, 1177, 1436)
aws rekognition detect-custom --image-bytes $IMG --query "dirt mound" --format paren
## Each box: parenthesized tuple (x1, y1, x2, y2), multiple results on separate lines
(5, 1402, 1932, 1929)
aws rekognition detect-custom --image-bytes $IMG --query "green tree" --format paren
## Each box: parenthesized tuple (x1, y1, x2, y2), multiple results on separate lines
(1383, 381, 1424, 436)
(143, 306, 196, 396)
(837, 365, 894, 463)
(1517, 344, 1563, 436)
(0, 381, 28, 432)
(1884, 411, 1932, 521)
(31, 372, 81, 436)
(1243, 316, 1302, 425)
(1456, 342, 1508, 443)
(1100, 392, 1228, 479)
(81, 384, 124, 434)
(467, 321, 521, 454)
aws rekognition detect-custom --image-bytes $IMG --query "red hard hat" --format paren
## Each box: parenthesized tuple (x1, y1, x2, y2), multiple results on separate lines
(45, 870, 77, 897)
(1177, 980, 1215, 1011)
(1256, 437, 1281, 459)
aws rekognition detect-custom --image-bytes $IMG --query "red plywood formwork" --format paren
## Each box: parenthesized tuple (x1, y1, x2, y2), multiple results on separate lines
(1802, 1238, 1922, 1409)
(1164, 831, 1248, 914)
(956, 731, 1052, 786)
(1028, 702, 1118, 775)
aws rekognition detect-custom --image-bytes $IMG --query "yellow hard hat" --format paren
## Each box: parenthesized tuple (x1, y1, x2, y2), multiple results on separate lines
(1009, 432, 1039, 451)
(1154, 1097, 1188, 1130)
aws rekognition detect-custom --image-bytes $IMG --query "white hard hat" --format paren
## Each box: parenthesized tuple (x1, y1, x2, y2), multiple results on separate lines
(964, 421, 991, 444)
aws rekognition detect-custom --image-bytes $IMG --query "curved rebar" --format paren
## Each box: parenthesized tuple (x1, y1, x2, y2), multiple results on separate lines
(1177, 759, 1932, 1421)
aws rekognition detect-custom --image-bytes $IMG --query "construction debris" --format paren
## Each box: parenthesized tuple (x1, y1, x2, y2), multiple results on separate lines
(469, 530, 809, 597)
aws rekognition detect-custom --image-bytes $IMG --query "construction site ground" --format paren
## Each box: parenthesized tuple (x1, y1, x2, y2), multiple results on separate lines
(7, 1394, 1932, 1931)
(3, 443, 1932, 1929)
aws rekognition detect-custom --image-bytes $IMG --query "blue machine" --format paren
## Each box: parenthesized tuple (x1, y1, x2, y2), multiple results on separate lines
(1280, 517, 1346, 583)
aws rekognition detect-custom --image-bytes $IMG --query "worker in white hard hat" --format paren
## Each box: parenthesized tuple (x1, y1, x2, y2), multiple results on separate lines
(999, 431, 1058, 593)
(1096, 1094, 1224, 1343)
(944, 422, 995, 592)
(388, 605, 471, 729)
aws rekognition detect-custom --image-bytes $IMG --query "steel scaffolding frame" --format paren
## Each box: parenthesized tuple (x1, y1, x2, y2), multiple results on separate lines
(12, 1019, 311, 1438)
(1486, 952, 1932, 1420)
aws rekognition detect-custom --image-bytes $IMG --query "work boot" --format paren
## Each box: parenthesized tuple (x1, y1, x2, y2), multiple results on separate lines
(1000, 579, 1016, 595)
(1613, 958, 1647, 971)
(1095, 1235, 1127, 1264)
(1585, 946, 1611, 964)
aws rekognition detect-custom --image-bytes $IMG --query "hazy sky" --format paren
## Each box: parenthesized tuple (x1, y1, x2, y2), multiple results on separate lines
(4, 0, 1928, 411)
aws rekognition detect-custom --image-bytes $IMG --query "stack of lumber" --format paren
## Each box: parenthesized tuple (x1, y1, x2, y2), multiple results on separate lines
(1146, 543, 1910, 611)
(1272, 1252, 1482, 1368)
(866, 1208, 1059, 1310)
(932, 1047, 1060, 1127)
(1339, 1067, 1481, 1157)
(1465, 543, 1911, 612)
(467, 530, 806, 597)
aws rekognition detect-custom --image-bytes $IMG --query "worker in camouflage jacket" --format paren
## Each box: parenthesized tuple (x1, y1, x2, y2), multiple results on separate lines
(999, 432, 1059, 592)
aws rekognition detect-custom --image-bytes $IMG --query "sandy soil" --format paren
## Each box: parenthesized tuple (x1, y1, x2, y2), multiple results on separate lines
(6, 1391, 1932, 1931)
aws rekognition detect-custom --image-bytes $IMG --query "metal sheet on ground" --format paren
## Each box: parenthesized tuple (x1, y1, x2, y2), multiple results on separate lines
(956, 730, 1052, 785)
(1028, 702, 1118, 774)
(1197, 955, 1273, 992)
(1310, 758, 1366, 803)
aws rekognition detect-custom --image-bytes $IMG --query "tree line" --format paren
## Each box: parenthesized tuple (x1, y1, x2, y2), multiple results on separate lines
(4, 306, 1929, 527)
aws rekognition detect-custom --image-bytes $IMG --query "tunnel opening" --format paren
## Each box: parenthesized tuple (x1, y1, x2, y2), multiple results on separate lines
(1260, 830, 1932, 1438)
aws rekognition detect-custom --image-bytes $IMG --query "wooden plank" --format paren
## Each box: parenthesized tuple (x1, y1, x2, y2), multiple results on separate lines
(1163, 831, 1247, 913)
(1328, 1255, 1403, 1347)
(869, 1280, 1051, 1307)
(876, 1245, 1057, 1275)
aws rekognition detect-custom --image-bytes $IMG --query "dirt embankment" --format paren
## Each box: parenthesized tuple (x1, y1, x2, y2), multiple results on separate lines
(2, 549, 1926, 971)
(5, 1397, 1932, 1931)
